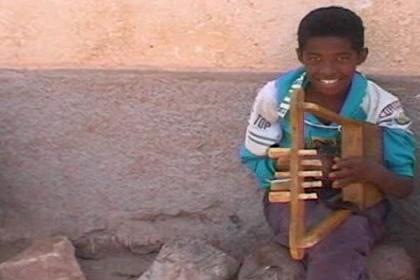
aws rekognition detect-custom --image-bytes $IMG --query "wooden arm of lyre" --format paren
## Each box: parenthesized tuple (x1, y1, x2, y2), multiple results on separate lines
(268, 88, 384, 260)
(302, 102, 358, 126)
(301, 210, 351, 248)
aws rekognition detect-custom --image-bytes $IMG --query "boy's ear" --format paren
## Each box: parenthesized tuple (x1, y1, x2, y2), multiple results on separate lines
(357, 47, 369, 65)
(296, 48, 304, 63)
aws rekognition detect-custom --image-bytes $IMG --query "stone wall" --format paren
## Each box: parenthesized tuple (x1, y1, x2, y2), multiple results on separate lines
(0, 70, 419, 263)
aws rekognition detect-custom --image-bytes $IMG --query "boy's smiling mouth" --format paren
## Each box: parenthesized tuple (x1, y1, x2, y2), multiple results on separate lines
(320, 79, 339, 85)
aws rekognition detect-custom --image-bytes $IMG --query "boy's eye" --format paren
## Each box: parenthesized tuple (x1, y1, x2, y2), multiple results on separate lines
(306, 56, 321, 63)
(337, 55, 351, 62)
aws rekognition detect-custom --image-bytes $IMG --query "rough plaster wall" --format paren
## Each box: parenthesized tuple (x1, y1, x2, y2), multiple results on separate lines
(0, 0, 419, 74)
(0, 70, 273, 256)
(1, 70, 420, 262)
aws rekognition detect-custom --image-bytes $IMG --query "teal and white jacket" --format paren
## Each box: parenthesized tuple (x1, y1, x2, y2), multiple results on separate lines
(240, 68, 416, 189)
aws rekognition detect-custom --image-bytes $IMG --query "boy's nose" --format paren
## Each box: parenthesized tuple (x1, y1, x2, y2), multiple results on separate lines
(319, 61, 337, 76)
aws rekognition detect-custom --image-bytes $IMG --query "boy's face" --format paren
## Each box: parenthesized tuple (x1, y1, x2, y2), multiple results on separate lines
(297, 36, 368, 98)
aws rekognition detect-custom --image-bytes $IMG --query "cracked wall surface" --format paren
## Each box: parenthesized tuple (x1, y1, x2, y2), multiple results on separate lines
(0, 0, 419, 74)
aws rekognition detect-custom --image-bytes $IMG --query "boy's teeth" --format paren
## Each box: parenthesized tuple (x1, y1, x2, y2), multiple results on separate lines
(321, 79, 338, 84)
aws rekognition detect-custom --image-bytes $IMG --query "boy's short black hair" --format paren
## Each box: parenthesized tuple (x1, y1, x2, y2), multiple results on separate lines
(298, 6, 365, 51)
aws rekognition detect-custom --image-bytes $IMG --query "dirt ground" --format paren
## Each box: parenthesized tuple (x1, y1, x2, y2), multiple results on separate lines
(78, 252, 156, 280)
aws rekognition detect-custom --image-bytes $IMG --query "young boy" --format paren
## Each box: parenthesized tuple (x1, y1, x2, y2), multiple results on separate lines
(240, 6, 416, 280)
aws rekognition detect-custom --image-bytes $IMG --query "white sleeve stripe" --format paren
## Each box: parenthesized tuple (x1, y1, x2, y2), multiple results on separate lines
(377, 119, 412, 125)
(247, 135, 273, 147)
(248, 130, 277, 142)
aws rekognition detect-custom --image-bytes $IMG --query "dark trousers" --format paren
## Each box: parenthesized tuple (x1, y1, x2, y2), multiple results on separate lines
(263, 192, 388, 280)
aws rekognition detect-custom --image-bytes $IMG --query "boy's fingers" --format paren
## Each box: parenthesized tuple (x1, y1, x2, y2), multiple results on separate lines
(329, 169, 353, 180)
(332, 158, 360, 170)
(332, 178, 354, 188)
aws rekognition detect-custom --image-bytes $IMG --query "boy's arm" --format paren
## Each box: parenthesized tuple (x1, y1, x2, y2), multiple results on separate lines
(240, 146, 277, 189)
(330, 156, 414, 198)
(368, 163, 414, 198)
(240, 81, 283, 189)
(378, 126, 415, 197)
(331, 97, 416, 198)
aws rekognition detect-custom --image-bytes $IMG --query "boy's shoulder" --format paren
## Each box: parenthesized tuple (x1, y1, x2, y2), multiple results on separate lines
(255, 67, 305, 103)
(365, 79, 400, 103)
(363, 78, 411, 128)
(254, 68, 302, 122)
(252, 80, 279, 123)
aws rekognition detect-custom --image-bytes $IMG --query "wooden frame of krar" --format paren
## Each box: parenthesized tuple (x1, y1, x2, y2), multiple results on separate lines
(268, 88, 384, 260)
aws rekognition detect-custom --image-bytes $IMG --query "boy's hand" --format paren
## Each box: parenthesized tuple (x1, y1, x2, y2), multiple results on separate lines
(328, 157, 385, 188)
(273, 150, 413, 198)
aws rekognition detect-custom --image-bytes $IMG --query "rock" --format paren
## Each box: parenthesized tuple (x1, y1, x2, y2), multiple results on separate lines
(368, 244, 416, 280)
(74, 230, 122, 260)
(138, 239, 240, 280)
(0, 236, 86, 280)
(238, 242, 416, 280)
(238, 242, 305, 280)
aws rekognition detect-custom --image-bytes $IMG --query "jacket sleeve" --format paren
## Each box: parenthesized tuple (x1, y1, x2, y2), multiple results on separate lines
(379, 101, 416, 177)
(383, 127, 416, 177)
(363, 81, 416, 177)
(240, 81, 283, 189)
